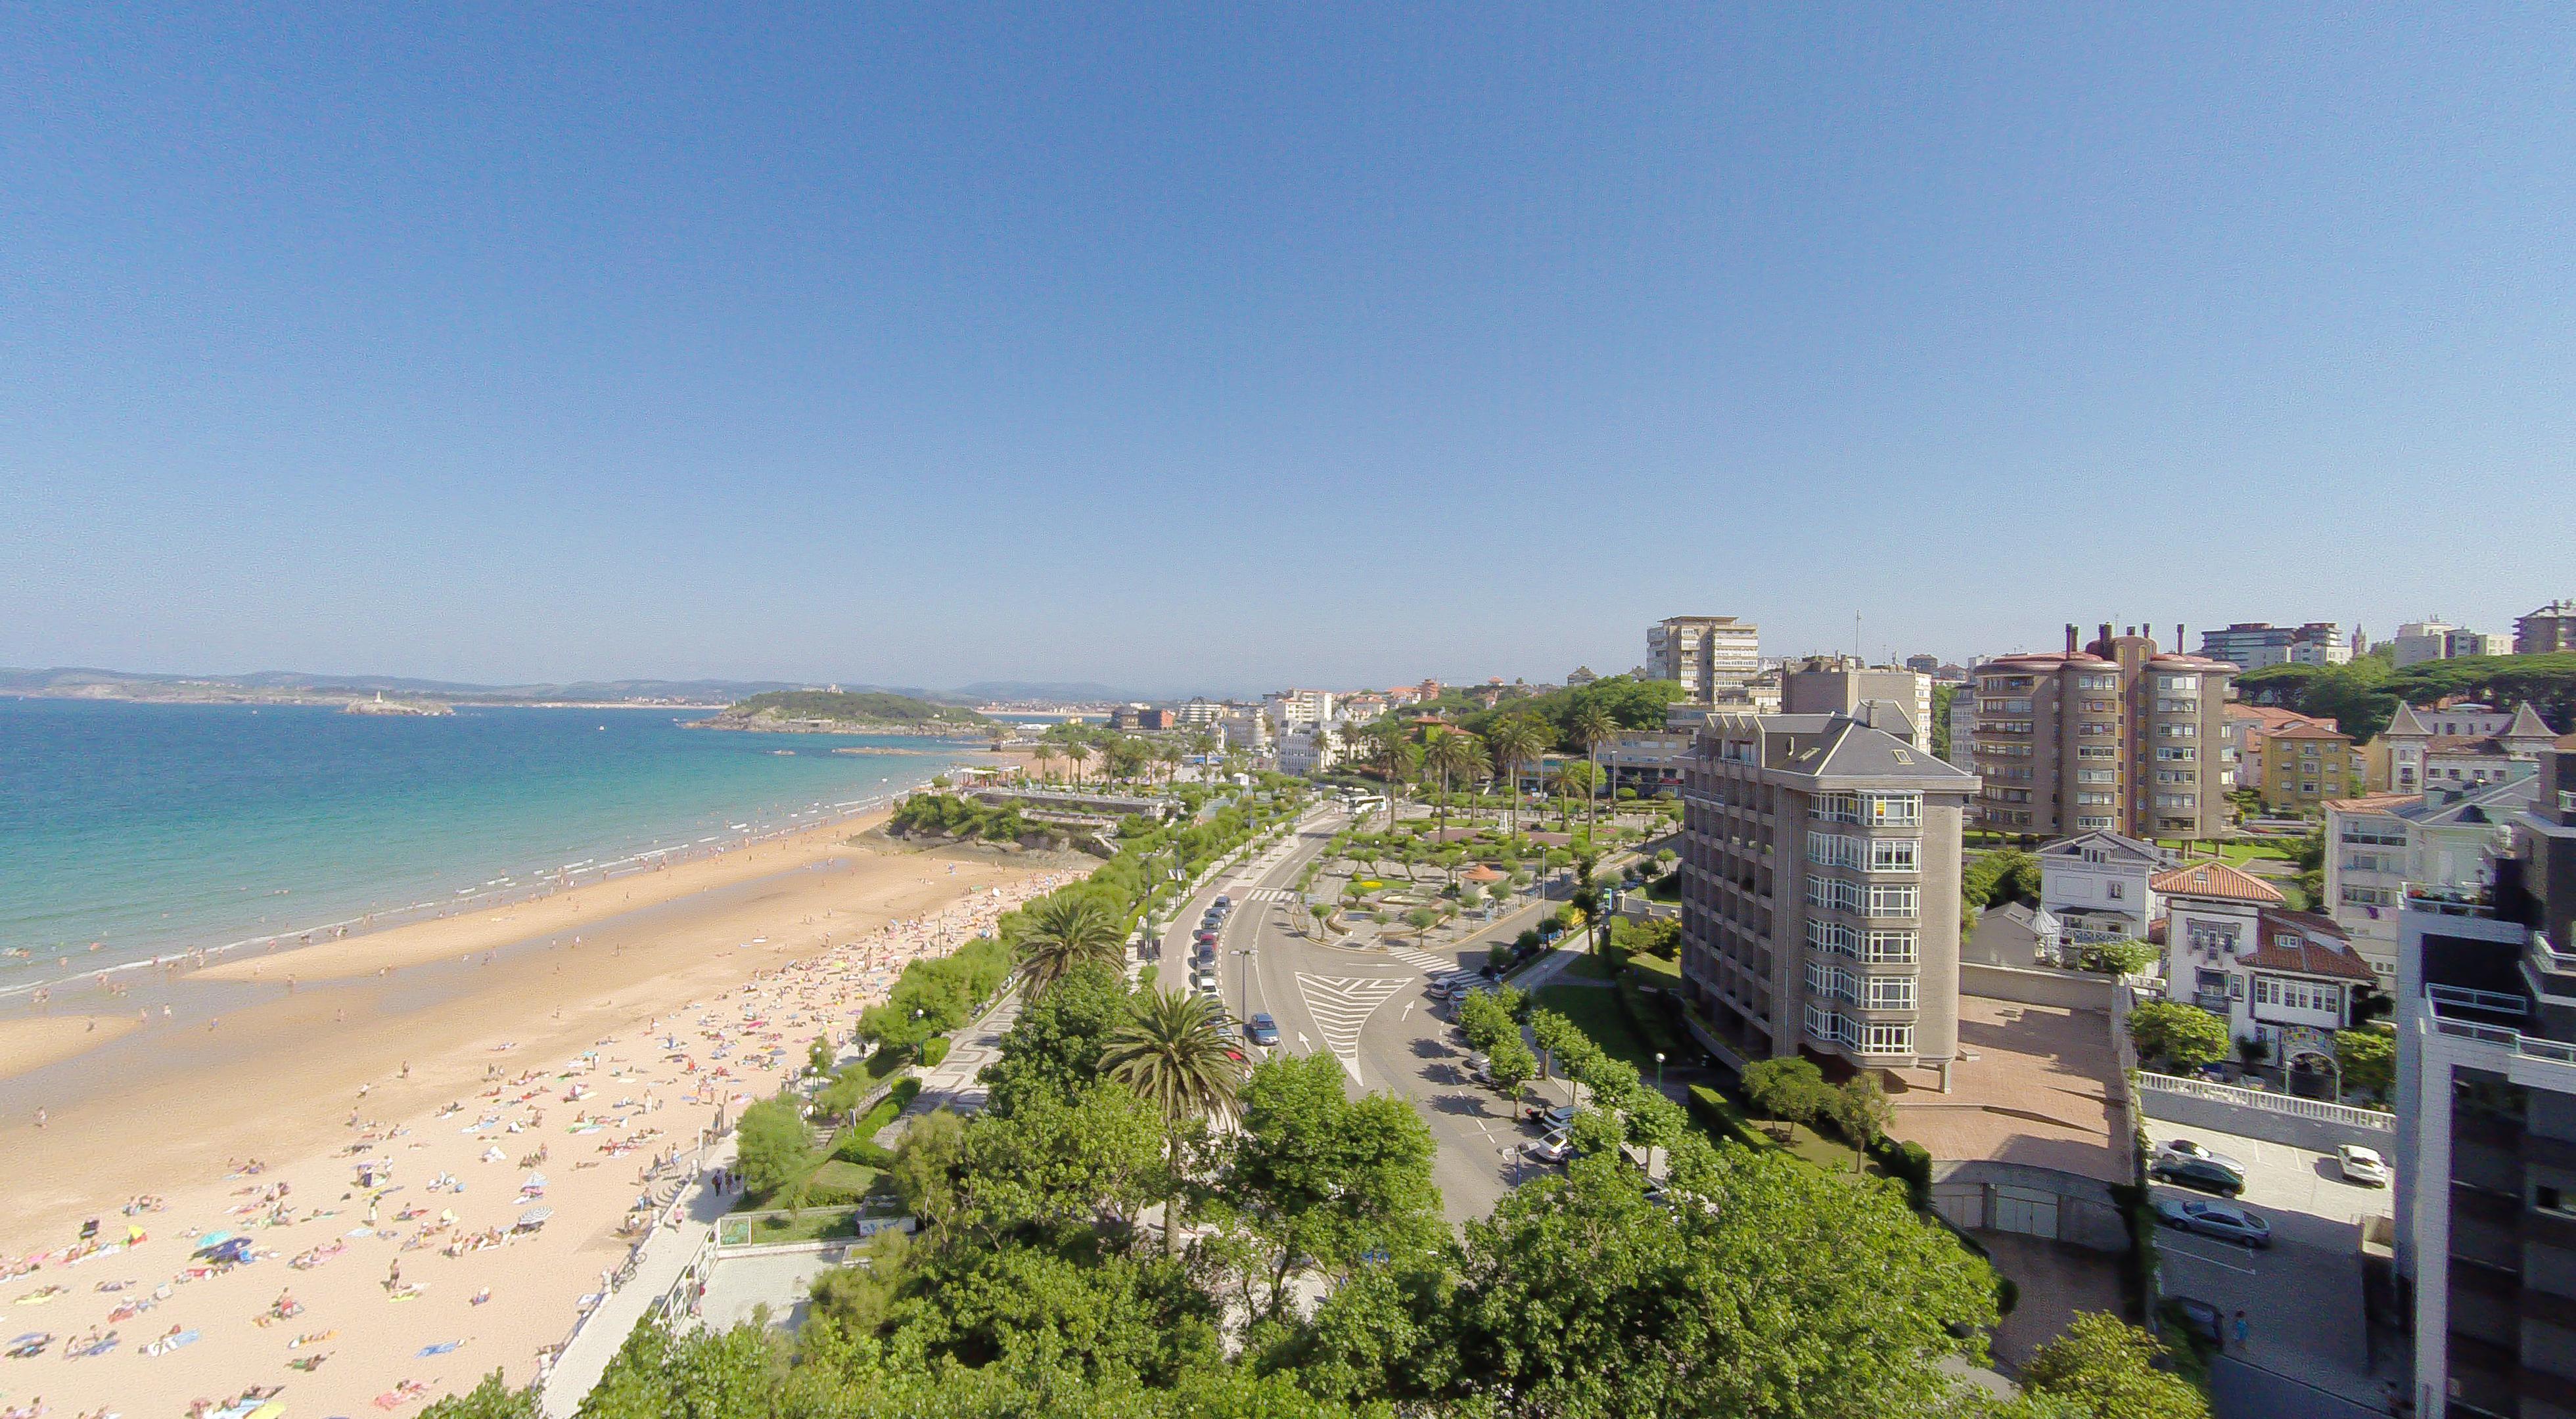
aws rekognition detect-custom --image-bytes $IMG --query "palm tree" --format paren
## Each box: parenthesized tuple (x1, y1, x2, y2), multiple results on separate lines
(1061, 738, 1091, 788)
(1484, 716, 1548, 837)
(1546, 763, 1590, 830)
(1421, 728, 1486, 855)
(1102, 989, 1247, 1251)
(1032, 742, 1058, 785)
(1369, 725, 1421, 830)
(1016, 895, 1127, 995)
(1565, 706, 1615, 840)
(1155, 740, 1184, 788)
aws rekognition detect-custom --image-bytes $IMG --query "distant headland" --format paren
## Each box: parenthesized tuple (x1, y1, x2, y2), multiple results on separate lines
(686, 690, 996, 737)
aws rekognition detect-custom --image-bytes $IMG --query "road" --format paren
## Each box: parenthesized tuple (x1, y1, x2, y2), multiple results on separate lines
(1152, 805, 1570, 1223)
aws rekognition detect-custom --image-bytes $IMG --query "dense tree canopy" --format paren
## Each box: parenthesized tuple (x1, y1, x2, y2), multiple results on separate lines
(2238, 652, 2576, 741)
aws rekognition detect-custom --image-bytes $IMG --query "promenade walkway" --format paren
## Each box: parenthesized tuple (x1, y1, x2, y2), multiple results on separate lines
(538, 1140, 737, 1419)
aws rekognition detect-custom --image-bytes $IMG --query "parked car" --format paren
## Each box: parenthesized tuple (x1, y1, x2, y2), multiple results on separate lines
(2149, 1155, 2246, 1197)
(1214, 895, 1231, 909)
(1465, 1052, 1490, 1085)
(2154, 1198, 2272, 1248)
(1523, 1130, 1575, 1165)
(2162, 1295, 2224, 1345)
(2337, 1144, 2393, 1186)
(2157, 1138, 2246, 1173)
(1525, 1103, 1577, 1131)
(1193, 930, 1218, 945)
(1247, 1012, 1280, 1047)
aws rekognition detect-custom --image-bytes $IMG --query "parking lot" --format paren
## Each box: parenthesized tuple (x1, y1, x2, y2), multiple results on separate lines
(2146, 1121, 2399, 1414)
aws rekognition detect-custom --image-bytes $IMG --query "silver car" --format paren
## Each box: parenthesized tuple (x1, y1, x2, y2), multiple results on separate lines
(2154, 1198, 2272, 1249)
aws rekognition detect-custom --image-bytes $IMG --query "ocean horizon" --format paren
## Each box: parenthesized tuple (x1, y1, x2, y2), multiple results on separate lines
(0, 698, 980, 993)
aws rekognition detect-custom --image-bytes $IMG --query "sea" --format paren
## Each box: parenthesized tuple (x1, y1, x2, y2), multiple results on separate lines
(0, 698, 980, 995)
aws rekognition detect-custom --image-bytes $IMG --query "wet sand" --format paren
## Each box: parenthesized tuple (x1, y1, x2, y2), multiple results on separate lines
(0, 1014, 143, 1076)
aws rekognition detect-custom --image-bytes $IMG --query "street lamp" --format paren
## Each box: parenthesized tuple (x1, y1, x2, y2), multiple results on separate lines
(1655, 1051, 1666, 1091)
(1234, 946, 1256, 1024)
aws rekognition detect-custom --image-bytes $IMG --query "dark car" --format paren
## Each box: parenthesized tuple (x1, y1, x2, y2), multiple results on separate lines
(1214, 895, 1232, 909)
(2163, 1295, 2223, 1346)
(1247, 1012, 1280, 1047)
(2150, 1155, 2246, 1197)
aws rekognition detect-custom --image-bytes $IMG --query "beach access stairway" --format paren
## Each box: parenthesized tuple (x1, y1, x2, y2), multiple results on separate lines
(538, 1138, 739, 1418)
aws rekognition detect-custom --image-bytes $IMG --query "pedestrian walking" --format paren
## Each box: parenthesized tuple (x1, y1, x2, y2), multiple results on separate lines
(2231, 1309, 2249, 1351)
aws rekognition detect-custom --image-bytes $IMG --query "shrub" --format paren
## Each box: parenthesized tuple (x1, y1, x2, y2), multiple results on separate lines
(919, 1037, 951, 1068)
(1686, 1083, 1769, 1151)
(833, 1132, 897, 1167)
(1741, 1057, 1834, 1125)
(2126, 999, 2230, 1072)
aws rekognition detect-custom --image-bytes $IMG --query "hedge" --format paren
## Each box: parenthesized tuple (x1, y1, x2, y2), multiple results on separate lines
(920, 1036, 951, 1068)
(1686, 1083, 1770, 1152)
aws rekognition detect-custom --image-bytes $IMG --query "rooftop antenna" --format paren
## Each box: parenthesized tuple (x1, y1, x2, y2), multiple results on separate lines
(1854, 613, 1863, 665)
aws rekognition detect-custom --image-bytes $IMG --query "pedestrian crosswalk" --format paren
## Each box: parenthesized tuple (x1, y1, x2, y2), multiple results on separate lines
(1294, 973, 1411, 1084)
(1247, 888, 1297, 903)
(1385, 945, 1471, 986)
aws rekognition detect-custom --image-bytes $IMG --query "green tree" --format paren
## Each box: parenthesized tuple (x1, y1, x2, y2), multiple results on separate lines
(2127, 999, 2231, 1072)
(1741, 1056, 1835, 1126)
(1209, 1053, 1446, 1325)
(808, 1033, 836, 1077)
(954, 1080, 1172, 1240)
(1369, 727, 1423, 830)
(418, 1371, 536, 1419)
(1484, 714, 1550, 836)
(979, 961, 1133, 1116)
(1565, 704, 1615, 839)
(1454, 1148, 1994, 1418)
(2018, 1311, 2213, 1419)
(1484, 1034, 1538, 1105)
(2335, 1022, 2397, 1100)
(1017, 893, 1128, 996)
(1421, 727, 1488, 849)
(735, 1094, 815, 1204)
(1831, 1073, 1893, 1163)
(1104, 989, 1248, 1251)
(2075, 938, 2161, 977)
(891, 1107, 967, 1238)
(1546, 761, 1597, 829)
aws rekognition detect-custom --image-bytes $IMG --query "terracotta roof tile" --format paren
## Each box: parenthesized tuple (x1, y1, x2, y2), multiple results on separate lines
(2148, 860, 2286, 905)
(2266, 722, 2353, 741)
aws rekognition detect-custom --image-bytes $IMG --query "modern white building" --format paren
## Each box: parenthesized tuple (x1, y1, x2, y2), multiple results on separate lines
(2197, 621, 2351, 669)
(2392, 619, 2504, 667)
(1276, 726, 1335, 777)
(2326, 777, 2539, 983)
(1647, 616, 1760, 702)
(2033, 830, 2174, 951)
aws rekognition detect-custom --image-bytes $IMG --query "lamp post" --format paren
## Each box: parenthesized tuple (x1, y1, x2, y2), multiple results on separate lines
(1655, 1051, 1666, 1091)
(1235, 945, 1256, 1025)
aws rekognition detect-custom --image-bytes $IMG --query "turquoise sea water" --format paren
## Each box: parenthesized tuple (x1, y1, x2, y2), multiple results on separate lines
(0, 699, 974, 991)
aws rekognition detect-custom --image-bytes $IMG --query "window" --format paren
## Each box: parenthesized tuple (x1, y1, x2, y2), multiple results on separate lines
(1858, 1022, 1914, 1055)
(2155, 747, 2197, 762)
(2157, 794, 2197, 809)
(2157, 698, 2197, 713)
(2077, 769, 2116, 784)
(2081, 698, 2115, 713)
(2078, 745, 2117, 759)
(1981, 698, 2033, 715)
(2252, 977, 2341, 1014)
(1864, 792, 1921, 826)
(2155, 769, 2194, 784)
(1864, 975, 1916, 1010)
(2159, 723, 2197, 738)
(2076, 790, 2115, 806)
(1866, 884, 1919, 917)
(2540, 1186, 2576, 1221)
(2076, 674, 2118, 690)
(2074, 815, 2113, 829)
(1806, 832, 1861, 868)
(2107, 881, 2125, 901)
(1812, 792, 1860, 824)
(1869, 838, 1920, 872)
(2160, 675, 2198, 690)
(1805, 876, 1862, 913)
(1866, 930, 1918, 964)
(2078, 721, 2119, 736)
(1804, 1003, 1845, 1045)
(1806, 919, 1857, 958)
(2185, 922, 2239, 955)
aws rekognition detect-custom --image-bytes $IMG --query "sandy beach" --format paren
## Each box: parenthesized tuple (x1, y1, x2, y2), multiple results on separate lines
(0, 811, 1070, 1418)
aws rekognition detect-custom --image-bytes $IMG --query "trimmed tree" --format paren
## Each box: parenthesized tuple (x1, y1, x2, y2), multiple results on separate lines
(2127, 999, 2232, 1073)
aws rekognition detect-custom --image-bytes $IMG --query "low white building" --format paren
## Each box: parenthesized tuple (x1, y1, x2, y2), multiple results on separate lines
(2154, 860, 2374, 1083)
(2325, 777, 2539, 983)
(2033, 830, 2173, 951)
(1276, 727, 1335, 777)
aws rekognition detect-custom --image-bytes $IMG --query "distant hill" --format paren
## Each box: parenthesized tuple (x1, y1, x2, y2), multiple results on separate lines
(693, 690, 996, 735)
(0, 667, 879, 705)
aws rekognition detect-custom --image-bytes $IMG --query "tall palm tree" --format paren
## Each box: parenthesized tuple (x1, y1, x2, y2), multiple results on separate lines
(1546, 763, 1588, 830)
(1484, 716, 1548, 838)
(1032, 742, 1058, 785)
(1155, 740, 1184, 788)
(1102, 989, 1247, 1251)
(1061, 739, 1092, 788)
(1016, 895, 1127, 995)
(1421, 728, 1486, 853)
(1565, 705, 1615, 841)
(1369, 725, 1421, 831)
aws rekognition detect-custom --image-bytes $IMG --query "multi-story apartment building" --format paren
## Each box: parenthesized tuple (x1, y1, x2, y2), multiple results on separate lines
(2372, 702, 2560, 793)
(1176, 697, 1223, 727)
(1943, 676, 1980, 773)
(1967, 624, 2237, 840)
(2397, 619, 2506, 667)
(1262, 688, 1334, 730)
(2394, 728, 2576, 1418)
(2516, 600, 2576, 655)
(1674, 706, 1979, 1089)
(1780, 656, 1935, 754)
(2198, 621, 2351, 669)
(2326, 778, 2535, 983)
(2223, 704, 2335, 789)
(1647, 616, 1760, 703)
(2255, 721, 2366, 815)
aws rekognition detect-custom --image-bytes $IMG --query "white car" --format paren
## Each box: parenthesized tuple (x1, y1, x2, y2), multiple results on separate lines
(2337, 1144, 2392, 1186)
(1523, 1130, 1575, 1165)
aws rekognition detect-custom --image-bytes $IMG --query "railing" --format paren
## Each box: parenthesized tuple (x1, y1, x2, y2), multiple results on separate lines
(2406, 883, 2498, 918)
(2428, 983, 2527, 1017)
(2134, 1071, 2393, 1131)
(2427, 1002, 2576, 1070)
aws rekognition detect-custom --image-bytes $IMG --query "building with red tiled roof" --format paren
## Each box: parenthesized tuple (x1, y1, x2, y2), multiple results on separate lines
(1962, 622, 2238, 840)
(2148, 859, 2283, 905)
(2155, 857, 2370, 1073)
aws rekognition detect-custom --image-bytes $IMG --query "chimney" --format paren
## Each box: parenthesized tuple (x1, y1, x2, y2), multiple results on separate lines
(2065, 624, 2079, 656)
(2098, 623, 2113, 656)
(2176, 624, 2186, 653)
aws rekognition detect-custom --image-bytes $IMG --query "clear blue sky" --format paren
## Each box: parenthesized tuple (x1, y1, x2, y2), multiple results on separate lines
(5, 6, 2569, 696)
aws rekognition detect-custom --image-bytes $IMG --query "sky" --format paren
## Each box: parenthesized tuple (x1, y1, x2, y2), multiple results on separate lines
(4, 5, 2571, 698)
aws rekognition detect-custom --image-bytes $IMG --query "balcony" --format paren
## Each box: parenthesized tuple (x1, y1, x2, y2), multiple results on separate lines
(2408, 882, 2500, 919)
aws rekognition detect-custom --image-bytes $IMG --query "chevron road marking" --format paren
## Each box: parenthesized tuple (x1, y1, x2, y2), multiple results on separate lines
(1294, 974, 1410, 1085)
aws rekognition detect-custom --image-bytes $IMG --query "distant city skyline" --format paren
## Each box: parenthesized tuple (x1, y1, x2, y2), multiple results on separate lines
(6, 9, 2569, 689)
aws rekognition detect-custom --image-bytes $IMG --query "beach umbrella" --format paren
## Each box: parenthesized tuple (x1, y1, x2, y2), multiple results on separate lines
(517, 1207, 553, 1227)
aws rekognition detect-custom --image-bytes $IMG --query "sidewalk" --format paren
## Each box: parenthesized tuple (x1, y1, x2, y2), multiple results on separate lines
(538, 1138, 738, 1418)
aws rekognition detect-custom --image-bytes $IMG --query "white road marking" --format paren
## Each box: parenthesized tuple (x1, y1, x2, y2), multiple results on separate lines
(1295, 974, 1410, 1085)
(1401, 1001, 1414, 1021)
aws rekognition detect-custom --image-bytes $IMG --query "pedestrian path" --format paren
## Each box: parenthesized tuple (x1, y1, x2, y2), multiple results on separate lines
(1293, 973, 1411, 1084)
(1383, 945, 1470, 985)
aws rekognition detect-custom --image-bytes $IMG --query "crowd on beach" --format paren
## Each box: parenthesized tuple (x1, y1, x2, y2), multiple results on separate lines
(0, 862, 1068, 1419)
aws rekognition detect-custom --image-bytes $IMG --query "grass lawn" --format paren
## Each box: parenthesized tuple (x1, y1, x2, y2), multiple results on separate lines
(1531, 983, 1657, 1073)
(1624, 952, 1681, 985)
(718, 1205, 866, 1247)
(1562, 951, 1624, 981)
